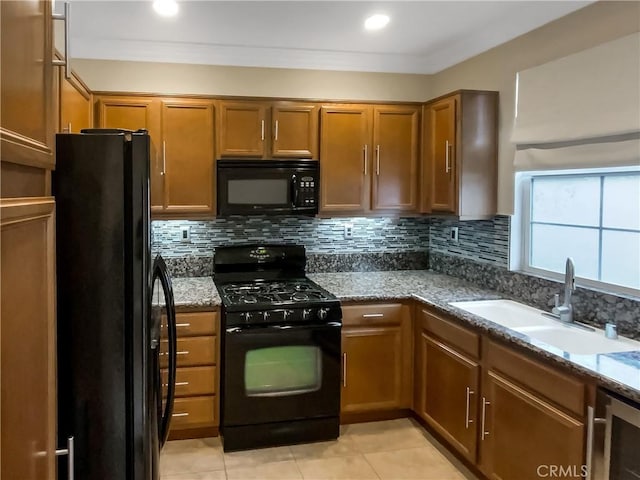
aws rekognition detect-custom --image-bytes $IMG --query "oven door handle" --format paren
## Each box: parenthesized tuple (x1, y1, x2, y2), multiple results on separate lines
(226, 322, 341, 334)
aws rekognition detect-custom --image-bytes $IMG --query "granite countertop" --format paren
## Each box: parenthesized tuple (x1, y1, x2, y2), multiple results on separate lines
(171, 270, 640, 403)
(171, 276, 221, 308)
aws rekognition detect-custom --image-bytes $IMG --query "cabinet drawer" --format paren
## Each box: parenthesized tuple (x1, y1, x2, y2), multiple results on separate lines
(486, 339, 585, 417)
(162, 366, 217, 397)
(420, 307, 479, 359)
(343, 304, 403, 327)
(170, 396, 216, 428)
(162, 311, 218, 338)
(160, 336, 216, 368)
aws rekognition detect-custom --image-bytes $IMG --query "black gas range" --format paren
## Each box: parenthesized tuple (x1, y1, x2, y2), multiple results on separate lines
(213, 245, 342, 452)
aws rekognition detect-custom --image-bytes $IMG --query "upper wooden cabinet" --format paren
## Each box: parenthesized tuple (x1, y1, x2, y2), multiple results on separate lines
(421, 90, 498, 219)
(97, 96, 215, 217)
(217, 100, 318, 159)
(320, 105, 371, 213)
(340, 303, 413, 415)
(271, 103, 318, 158)
(58, 70, 92, 134)
(320, 104, 420, 215)
(372, 106, 420, 211)
(1, 0, 56, 170)
(217, 101, 268, 158)
(96, 96, 164, 211)
(161, 100, 215, 215)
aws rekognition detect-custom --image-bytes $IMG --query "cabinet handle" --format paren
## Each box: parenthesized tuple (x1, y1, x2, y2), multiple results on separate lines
(52, 2, 71, 79)
(363, 145, 368, 175)
(342, 352, 347, 388)
(481, 397, 490, 440)
(161, 141, 166, 175)
(465, 387, 474, 429)
(175, 323, 191, 328)
(162, 381, 189, 387)
(159, 350, 189, 356)
(376, 145, 380, 176)
(445, 140, 451, 174)
(261, 120, 265, 141)
(55, 436, 75, 480)
(172, 412, 189, 417)
(585, 405, 607, 480)
(362, 313, 384, 318)
(274, 120, 279, 141)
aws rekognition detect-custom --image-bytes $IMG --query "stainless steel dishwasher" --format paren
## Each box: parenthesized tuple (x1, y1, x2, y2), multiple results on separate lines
(587, 389, 640, 480)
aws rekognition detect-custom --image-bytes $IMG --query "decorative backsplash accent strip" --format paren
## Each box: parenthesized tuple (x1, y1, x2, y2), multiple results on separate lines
(429, 251, 640, 339)
(429, 216, 509, 268)
(152, 216, 430, 258)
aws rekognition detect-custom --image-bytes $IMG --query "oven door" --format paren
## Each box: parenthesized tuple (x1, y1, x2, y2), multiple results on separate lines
(216, 160, 318, 216)
(222, 321, 341, 426)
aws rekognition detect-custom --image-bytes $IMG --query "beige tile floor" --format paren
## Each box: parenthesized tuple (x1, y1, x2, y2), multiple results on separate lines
(161, 418, 478, 480)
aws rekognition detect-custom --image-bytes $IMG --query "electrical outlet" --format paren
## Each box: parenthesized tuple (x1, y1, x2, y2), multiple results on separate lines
(450, 226, 459, 242)
(180, 226, 191, 243)
(343, 223, 353, 239)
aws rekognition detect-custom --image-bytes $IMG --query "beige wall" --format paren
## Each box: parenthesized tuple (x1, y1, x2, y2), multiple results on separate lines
(430, 1, 640, 214)
(72, 60, 432, 102)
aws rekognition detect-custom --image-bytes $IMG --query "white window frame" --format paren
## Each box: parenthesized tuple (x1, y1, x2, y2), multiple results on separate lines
(511, 165, 640, 297)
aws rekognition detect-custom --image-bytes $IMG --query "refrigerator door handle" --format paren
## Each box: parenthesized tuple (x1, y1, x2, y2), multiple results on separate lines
(153, 255, 177, 449)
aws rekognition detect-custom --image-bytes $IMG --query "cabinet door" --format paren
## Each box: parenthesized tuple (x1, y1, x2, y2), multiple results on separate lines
(1, 0, 55, 170)
(59, 72, 92, 133)
(479, 371, 585, 480)
(217, 101, 267, 157)
(416, 331, 479, 463)
(271, 103, 318, 158)
(427, 96, 457, 213)
(161, 100, 215, 215)
(97, 97, 163, 212)
(341, 325, 403, 413)
(320, 106, 371, 213)
(372, 106, 419, 211)
(1, 199, 56, 479)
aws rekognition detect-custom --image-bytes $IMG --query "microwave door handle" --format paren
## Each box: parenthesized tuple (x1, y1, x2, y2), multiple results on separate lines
(291, 174, 298, 207)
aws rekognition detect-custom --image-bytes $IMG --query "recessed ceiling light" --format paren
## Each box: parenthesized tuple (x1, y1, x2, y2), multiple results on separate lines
(364, 14, 390, 31)
(153, 0, 179, 17)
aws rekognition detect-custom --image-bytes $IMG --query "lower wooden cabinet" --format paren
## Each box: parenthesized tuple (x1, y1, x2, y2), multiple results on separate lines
(162, 310, 220, 439)
(479, 370, 585, 480)
(341, 303, 412, 416)
(415, 305, 589, 478)
(415, 330, 480, 462)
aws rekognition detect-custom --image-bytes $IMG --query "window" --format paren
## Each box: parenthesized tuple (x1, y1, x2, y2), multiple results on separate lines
(516, 168, 640, 294)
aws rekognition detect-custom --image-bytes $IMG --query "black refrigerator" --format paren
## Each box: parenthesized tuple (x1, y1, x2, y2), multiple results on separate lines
(55, 129, 178, 480)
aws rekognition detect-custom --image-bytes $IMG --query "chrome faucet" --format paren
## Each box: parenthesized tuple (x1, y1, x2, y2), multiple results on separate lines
(551, 257, 575, 323)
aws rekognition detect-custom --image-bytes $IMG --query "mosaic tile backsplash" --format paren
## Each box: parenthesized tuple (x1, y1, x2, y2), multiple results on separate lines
(429, 215, 509, 268)
(152, 216, 430, 258)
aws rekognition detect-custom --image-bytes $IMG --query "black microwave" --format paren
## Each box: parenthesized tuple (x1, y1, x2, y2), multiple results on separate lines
(217, 159, 319, 216)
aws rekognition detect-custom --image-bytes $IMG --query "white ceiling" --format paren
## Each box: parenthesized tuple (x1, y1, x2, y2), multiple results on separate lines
(63, 1, 592, 74)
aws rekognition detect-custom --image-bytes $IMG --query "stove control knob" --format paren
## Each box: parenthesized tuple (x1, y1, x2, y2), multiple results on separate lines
(283, 310, 292, 321)
(262, 311, 270, 322)
(242, 312, 252, 323)
(302, 309, 312, 321)
(318, 308, 329, 320)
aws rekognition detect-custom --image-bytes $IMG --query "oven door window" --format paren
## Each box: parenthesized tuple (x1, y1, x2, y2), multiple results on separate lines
(245, 346, 321, 397)
(228, 178, 289, 205)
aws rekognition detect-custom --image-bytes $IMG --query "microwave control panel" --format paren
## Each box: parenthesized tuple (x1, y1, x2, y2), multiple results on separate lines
(296, 175, 318, 208)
